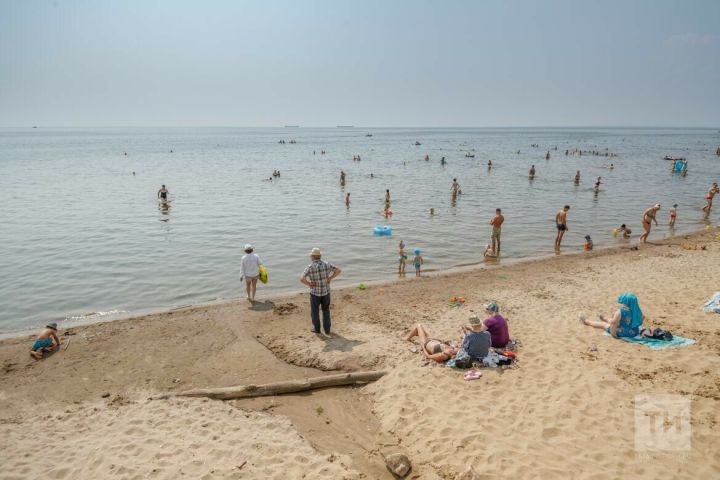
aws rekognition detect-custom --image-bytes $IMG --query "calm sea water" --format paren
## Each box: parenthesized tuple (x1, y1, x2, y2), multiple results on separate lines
(1, 127, 719, 334)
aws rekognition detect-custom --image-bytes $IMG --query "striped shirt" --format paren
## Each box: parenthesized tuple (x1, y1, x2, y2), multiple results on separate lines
(302, 259, 337, 297)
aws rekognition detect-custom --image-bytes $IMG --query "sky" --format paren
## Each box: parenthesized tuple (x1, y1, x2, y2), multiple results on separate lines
(0, 0, 719, 127)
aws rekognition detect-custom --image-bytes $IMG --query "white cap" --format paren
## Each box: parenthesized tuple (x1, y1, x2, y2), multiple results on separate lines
(244, 244, 253, 251)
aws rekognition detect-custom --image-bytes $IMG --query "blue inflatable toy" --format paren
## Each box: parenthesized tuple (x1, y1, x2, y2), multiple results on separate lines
(374, 225, 393, 236)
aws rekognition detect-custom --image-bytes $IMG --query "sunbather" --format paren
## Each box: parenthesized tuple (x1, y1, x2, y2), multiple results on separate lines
(580, 292, 646, 338)
(406, 324, 458, 362)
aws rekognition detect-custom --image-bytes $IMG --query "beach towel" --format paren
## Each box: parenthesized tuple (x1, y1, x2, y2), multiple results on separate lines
(604, 331, 695, 349)
(702, 292, 720, 313)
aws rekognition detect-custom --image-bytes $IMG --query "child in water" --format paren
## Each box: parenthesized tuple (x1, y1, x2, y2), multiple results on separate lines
(398, 240, 407, 275)
(669, 204, 677, 227)
(484, 244, 497, 258)
(584, 235, 593, 251)
(413, 248, 424, 277)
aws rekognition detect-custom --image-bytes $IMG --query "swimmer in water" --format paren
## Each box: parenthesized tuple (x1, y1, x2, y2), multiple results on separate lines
(385, 189, 390, 203)
(594, 176, 602, 192)
(429, 208, 435, 216)
(574, 170, 580, 184)
(440, 157, 446, 165)
(529, 165, 536, 179)
(157, 184, 169, 202)
(609, 163, 614, 170)
(488, 159, 493, 169)
(345, 192, 350, 207)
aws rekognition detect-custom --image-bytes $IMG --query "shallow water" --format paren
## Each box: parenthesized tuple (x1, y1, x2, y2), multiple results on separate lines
(1, 127, 718, 333)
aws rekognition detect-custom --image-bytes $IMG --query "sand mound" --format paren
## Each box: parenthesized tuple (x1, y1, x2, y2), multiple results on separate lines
(0, 395, 359, 480)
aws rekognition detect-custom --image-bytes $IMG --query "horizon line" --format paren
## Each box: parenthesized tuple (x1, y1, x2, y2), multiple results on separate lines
(2, 125, 719, 129)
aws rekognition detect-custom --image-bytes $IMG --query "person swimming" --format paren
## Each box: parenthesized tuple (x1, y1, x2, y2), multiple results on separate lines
(157, 184, 169, 202)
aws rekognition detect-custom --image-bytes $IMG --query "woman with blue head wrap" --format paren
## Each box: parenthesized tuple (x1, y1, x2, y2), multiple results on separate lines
(580, 292, 645, 338)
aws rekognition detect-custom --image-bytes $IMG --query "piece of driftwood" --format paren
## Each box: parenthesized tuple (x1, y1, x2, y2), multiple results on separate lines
(152, 371, 387, 400)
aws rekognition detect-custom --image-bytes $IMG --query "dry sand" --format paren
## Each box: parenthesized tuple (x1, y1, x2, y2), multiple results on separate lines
(1, 230, 719, 479)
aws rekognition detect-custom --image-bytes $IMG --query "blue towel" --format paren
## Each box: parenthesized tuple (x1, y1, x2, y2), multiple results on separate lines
(604, 331, 695, 349)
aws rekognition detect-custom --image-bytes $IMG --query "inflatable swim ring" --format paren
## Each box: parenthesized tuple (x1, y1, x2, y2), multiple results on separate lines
(373, 225, 393, 236)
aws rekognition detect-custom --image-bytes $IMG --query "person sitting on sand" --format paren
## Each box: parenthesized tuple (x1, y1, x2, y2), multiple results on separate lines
(484, 244, 496, 258)
(30, 323, 60, 359)
(406, 324, 458, 363)
(580, 292, 646, 338)
(461, 316, 492, 360)
(481, 303, 509, 348)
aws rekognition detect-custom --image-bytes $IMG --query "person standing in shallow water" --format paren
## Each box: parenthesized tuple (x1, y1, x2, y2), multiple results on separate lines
(639, 204, 661, 244)
(574, 170, 580, 184)
(555, 205, 570, 249)
(300, 248, 342, 335)
(240, 244, 263, 301)
(490, 208, 504, 255)
(157, 184, 169, 202)
(529, 165, 536, 179)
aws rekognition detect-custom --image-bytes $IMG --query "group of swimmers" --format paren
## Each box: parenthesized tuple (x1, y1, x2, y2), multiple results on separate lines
(565, 148, 618, 157)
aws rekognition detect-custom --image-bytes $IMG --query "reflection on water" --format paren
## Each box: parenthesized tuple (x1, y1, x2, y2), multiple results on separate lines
(1, 127, 719, 332)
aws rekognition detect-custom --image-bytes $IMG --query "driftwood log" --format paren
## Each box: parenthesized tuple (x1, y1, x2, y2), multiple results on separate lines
(152, 371, 387, 401)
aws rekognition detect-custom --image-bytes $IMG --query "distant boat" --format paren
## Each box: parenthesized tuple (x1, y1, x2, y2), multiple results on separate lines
(663, 155, 685, 161)
(337, 125, 355, 128)
(415, 141, 421, 146)
(365, 134, 373, 137)
(284, 125, 299, 128)
(32, 126, 37, 128)
(465, 153, 475, 158)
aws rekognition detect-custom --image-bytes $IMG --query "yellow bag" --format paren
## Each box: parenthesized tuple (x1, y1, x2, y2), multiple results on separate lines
(258, 265, 268, 284)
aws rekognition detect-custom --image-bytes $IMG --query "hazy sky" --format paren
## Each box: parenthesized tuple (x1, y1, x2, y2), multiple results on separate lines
(1, 0, 719, 127)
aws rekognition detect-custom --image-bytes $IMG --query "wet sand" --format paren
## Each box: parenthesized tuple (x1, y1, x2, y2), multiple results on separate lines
(1, 229, 719, 479)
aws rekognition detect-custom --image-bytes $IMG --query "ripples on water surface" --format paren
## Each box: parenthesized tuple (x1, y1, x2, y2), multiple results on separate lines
(1, 127, 718, 333)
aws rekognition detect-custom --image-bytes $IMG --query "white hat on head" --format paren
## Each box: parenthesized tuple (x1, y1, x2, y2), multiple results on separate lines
(310, 247, 322, 257)
(244, 244, 253, 251)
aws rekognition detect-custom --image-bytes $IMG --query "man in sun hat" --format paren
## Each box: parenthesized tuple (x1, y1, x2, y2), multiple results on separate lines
(29, 323, 61, 360)
(482, 302, 510, 348)
(460, 315, 491, 360)
(300, 248, 342, 335)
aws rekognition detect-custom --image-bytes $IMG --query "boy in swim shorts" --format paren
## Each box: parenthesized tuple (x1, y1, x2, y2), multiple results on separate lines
(30, 323, 60, 359)
(669, 204, 677, 227)
(413, 248, 423, 277)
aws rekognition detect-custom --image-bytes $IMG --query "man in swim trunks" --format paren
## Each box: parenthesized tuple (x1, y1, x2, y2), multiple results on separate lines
(30, 323, 60, 359)
(702, 183, 719, 213)
(157, 184, 169, 202)
(490, 208, 504, 255)
(639, 204, 661, 244)
(555, 205, 570, 249)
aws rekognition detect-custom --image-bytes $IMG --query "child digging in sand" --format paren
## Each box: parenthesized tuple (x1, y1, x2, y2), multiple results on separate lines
(30, 323, 60, 359)
(413, 248, 423, 277)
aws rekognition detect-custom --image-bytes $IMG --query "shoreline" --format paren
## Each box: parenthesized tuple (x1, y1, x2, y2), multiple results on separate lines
(2, 226, 713, 341)
(2, 225, 719, 478)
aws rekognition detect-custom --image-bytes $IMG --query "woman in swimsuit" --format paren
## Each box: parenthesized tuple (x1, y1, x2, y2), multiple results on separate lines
(406, 324, 458, 363)
(639, 204, 660, 244)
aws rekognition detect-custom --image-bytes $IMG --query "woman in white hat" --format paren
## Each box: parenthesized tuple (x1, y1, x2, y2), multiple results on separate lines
(240, 244, 263, 301)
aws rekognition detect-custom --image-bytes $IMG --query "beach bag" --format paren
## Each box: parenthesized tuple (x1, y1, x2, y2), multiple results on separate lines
(258, 265, 268, 284)
(641, 328, 673, 341)
(453, 349, 473, 369)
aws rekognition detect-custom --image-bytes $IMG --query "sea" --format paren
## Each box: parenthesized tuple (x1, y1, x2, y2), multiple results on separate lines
(1, 127, 718, 335)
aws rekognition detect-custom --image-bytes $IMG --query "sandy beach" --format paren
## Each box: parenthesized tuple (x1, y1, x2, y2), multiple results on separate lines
(2, 229, 719, 479)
